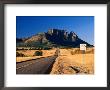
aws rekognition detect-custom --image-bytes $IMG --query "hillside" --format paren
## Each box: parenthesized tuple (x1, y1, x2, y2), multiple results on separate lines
(16, 29, 93, 49)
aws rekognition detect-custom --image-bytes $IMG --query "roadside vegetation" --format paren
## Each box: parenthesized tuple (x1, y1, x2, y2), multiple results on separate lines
(34, 51, 43, 56)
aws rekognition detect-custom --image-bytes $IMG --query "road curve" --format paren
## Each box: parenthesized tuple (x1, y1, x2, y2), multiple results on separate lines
(16, 55, 57, 74)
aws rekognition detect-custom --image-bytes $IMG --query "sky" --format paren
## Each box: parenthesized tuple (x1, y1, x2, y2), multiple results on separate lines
(16, 16, 94, 45)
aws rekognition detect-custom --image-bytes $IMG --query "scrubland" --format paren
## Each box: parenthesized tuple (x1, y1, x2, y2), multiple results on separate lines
(16, 47, 94, 74)
(16, 49, 56, 62)
(50, 48, 94, 74)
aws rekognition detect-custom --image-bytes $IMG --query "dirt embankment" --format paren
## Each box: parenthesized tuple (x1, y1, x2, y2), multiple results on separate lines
(50, 48, 94, 74)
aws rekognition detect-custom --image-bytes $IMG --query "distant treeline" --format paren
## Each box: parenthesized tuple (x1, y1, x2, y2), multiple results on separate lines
(16, 47, 52, 50)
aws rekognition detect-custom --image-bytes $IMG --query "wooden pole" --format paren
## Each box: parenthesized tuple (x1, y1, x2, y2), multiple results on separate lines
(82, 50, 85, 66)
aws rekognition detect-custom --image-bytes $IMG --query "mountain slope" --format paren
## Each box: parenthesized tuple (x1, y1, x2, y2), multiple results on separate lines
(16, 29, 93, 48)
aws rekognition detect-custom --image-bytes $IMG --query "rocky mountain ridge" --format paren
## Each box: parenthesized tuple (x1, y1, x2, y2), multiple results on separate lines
(16, 29, 93, 48)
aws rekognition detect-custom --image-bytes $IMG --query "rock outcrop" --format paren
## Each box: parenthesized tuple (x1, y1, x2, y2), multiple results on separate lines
(16, 29, 93, 48)
(46, 29, 92, 47)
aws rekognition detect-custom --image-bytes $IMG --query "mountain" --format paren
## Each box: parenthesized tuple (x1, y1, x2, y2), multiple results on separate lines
(16, 29, 93, 48)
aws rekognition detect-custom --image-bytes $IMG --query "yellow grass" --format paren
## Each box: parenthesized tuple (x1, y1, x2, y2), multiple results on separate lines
(17, 56, 48, 62)
(50, 48, 94, 74)
(16, 49, 56, 62)
(16, 47, 94, 74)
(17, 49, 56, 56)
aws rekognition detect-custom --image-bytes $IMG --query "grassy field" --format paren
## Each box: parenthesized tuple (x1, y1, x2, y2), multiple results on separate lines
(16, 47, 94, 74)
(50, 48, 94, 74)
(16, 49, 56, 62)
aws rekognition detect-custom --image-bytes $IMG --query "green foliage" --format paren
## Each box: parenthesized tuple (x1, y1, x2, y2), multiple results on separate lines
(34, 51, 43, 56)
(43, 47, 51, 50)
(17, 41, 53, 50)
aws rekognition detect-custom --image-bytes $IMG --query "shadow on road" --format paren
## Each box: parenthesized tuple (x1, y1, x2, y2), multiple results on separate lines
(44, 59, 56, 74)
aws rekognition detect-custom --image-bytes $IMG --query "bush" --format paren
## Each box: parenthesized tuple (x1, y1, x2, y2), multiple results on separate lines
(16, 52, 25, 57)
(44, 47, 51, 50)
(34, 51, 43, 56)
(71, 51, 75, 55)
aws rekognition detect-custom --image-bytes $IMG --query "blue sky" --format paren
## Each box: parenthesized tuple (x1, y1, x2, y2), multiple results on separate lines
(16, 16, 94, 45)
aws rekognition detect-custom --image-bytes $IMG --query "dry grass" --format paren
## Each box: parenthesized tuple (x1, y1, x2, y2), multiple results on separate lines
(60, 48, 94, 55)
(16, 47, 94, 74)
(17, 49, 56, 57)
(17, 56, 47, 62)
(16, 49, 56, 62)
(50, 48, 94, 74)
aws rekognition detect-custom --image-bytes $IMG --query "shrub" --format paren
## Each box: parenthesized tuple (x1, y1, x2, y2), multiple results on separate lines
(34, 51, 43, 56)
(16, 52, 25, 57)
(71, 50, 75, 55)
(44, 47, 51, 50)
